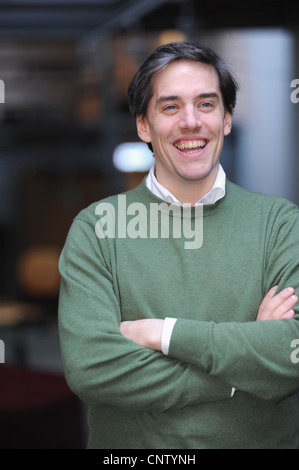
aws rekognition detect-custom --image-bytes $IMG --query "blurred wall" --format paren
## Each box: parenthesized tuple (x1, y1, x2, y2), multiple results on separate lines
(202, 28, 296, 202)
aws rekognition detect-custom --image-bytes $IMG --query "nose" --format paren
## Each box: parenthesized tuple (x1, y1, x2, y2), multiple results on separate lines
(179, 105, 202, 131)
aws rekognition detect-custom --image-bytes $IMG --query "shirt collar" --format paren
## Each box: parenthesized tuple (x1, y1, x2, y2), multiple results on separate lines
(146, 163, 226, 206)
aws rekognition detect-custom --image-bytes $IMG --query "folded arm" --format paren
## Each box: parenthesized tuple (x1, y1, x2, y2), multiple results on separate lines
(120, 286, 299, 402)
(58, 218, 233, 413)
(120, 285, 297, 351)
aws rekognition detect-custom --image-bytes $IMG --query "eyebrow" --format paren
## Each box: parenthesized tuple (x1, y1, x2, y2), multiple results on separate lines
(155, 92, 220, 106)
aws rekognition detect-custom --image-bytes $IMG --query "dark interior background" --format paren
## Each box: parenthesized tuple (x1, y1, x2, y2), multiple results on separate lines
(0, 0, 298, 449)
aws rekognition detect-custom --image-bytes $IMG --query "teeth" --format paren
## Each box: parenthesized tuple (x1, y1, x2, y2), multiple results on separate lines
(175, 140, 206, 151)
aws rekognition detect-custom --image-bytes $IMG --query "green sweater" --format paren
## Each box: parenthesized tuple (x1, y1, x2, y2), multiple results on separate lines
(58, 178, 299, 449)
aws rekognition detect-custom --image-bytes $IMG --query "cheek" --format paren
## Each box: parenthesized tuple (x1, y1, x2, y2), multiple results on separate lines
(150, 127, 170, 148)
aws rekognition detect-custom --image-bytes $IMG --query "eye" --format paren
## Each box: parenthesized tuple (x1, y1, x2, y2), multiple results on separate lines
(199, 102, 215, 111)
(162, 104, 178, 113)
(201, 102, 213, 108)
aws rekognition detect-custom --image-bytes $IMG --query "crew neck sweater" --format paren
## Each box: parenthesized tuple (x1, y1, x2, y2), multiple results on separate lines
(58, 178, 299, 449)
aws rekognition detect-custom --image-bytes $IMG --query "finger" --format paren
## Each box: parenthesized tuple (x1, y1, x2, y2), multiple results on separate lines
(259, 286, 278, 311)
(264, 287, 295, 313)
(257, 287, 296, 321)
(282, 309, 295, 319)
(273, 295, 298, 320)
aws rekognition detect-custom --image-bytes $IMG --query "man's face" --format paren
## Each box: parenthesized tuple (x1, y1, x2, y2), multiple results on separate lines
(136, 59, 232, 197)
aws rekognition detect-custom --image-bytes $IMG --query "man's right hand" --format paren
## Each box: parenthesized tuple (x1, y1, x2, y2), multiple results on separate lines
(257, 286, 298, 321)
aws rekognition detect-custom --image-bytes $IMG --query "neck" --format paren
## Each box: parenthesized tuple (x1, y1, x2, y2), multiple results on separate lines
(155, 166, 219, 206)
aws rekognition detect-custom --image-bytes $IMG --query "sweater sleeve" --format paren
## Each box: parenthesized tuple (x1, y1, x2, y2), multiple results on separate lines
(58, 217, 232, 412)
(168, 203, 299, 402)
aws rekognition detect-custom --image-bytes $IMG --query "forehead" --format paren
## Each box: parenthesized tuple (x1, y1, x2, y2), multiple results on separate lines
(151, 59, 221, 99)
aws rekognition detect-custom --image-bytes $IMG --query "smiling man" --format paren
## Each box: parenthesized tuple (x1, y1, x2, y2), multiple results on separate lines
(136, 59, 232, 204)
(58, 42, 299, 449)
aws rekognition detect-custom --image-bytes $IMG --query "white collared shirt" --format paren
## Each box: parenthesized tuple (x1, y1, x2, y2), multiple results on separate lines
(146, 163, 226, 206)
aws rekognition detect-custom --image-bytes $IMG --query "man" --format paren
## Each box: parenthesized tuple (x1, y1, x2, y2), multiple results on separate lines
(58, 42, 299, 449)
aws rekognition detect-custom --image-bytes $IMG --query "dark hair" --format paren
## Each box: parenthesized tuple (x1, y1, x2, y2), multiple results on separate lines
(128, 41, 239, 118)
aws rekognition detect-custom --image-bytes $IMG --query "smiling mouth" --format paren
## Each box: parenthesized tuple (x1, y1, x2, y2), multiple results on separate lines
(174, 139, 207, 154)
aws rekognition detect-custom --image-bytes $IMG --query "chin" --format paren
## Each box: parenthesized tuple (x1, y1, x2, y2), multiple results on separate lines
(177, 168, 212, 182)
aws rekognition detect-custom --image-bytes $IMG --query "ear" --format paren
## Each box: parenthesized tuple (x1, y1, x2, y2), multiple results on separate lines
(224, 111, 232, 137)
(136, 115, 151, 144)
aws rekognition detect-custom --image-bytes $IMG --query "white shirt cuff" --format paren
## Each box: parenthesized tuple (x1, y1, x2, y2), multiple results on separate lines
(161, 318, 237, 399)
(161, 317, 177, 355)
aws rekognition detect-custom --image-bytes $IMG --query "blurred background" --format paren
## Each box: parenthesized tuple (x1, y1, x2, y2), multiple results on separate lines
(0, 0, 299, 449)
